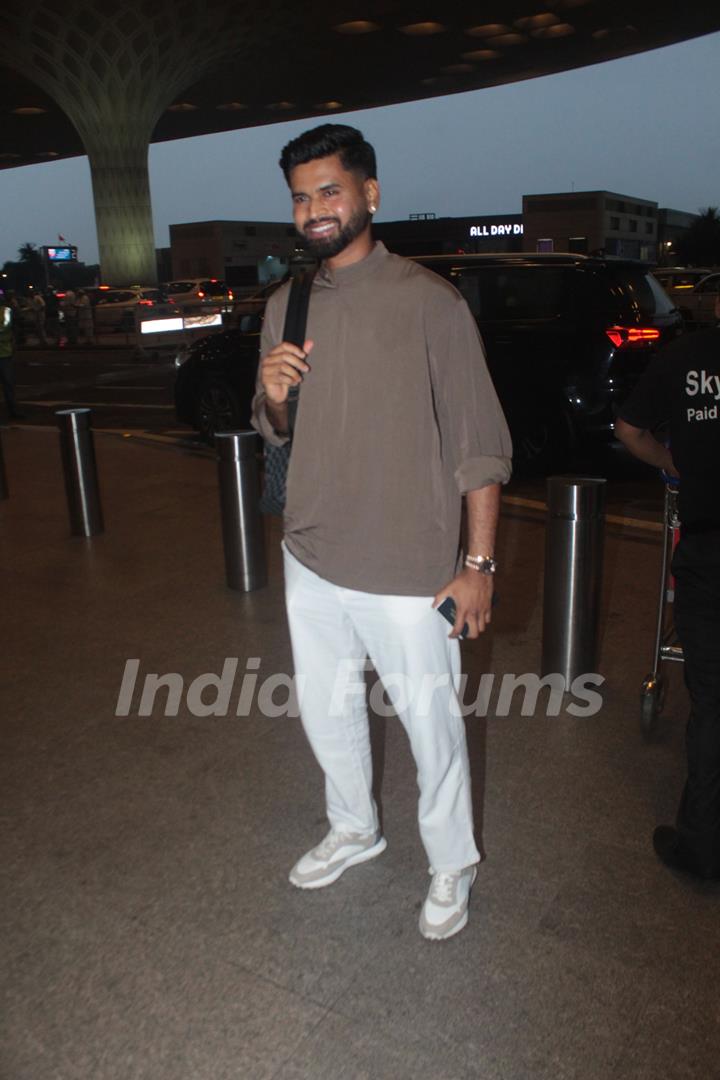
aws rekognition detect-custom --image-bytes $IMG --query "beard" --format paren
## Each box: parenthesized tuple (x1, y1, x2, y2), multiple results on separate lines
(301, 204, 371, 259)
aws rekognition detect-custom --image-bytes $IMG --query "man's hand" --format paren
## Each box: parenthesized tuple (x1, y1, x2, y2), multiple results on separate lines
(260, 338, 313, 406)
(433, 568, 495, 639)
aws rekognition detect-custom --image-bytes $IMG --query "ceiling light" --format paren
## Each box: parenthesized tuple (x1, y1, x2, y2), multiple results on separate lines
(13, 106, 47, 115)
(461, 49, 501, 61)
(317, 101, 343, 110)
(399, 22, 446, 35)
(465, 23, 510, 38)
(438, 63, 474, 74)
(215, 102, 248, 111)
(333, 20, 380, 34)
(266, 101, 295, 110)
(0, 152, 21, 159)
(514, 13, 560, 30)
(532, 22, 575, 38)
(486, 33, 528, 46)
(167, 102, 198, 112)
(36, 150, 59, 157)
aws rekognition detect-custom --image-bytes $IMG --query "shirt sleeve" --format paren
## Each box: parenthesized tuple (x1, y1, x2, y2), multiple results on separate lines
(428, 290, 513, 493)
(250, 286, 290, 446)
(617, 351, 671, 431)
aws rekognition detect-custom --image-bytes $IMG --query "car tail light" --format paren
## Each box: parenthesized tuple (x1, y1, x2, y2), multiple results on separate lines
(139, 298, 154, 306)
(227, 290, 234, 301)
(605, 325, 661, 349)
(197, 290, 205, 298)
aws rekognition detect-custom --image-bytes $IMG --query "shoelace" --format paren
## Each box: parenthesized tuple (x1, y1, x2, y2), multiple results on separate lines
(430, 872, 460, 904)
(315, 829, 351, 860)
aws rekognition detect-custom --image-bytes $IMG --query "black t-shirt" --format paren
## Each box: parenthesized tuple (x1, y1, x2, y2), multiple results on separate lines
(619, 327, 720, 527)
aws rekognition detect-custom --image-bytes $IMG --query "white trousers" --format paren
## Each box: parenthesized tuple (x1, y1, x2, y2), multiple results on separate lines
(283, 545, 481, 873)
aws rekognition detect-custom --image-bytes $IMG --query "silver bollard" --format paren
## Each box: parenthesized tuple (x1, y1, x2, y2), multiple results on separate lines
(542, 476, 606, 684)
(0, 431, 8, 500)
(56, 408, 104, 537)
(215, 431, 267, 591)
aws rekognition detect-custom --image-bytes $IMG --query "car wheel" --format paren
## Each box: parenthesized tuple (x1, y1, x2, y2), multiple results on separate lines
(195, 377, 244, 442)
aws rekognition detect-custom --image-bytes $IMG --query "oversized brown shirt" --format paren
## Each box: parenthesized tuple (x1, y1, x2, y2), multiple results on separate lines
(251, 242, 512, 596)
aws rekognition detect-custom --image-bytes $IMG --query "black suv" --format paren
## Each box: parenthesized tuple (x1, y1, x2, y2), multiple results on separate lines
(413, 253, 682, 468)
(174, 253, 682, 470)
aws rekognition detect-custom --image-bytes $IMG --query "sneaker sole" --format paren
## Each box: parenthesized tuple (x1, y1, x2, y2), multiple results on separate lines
(289, 836, 387, 890)
(419, 867, 478, 941)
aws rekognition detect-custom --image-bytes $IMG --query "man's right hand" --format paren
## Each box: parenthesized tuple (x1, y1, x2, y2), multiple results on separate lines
(260, 339, 313, 405)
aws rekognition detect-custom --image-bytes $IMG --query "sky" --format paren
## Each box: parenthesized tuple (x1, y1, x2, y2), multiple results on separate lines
(1, 30, 719, 267)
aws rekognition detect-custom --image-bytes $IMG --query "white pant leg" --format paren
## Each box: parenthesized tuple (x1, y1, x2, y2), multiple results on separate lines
(343, 589, 481, 874)
(283, 546, 379, 836)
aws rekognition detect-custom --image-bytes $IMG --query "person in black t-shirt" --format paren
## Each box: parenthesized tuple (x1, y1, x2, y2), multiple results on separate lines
(616, 294, 720, 881)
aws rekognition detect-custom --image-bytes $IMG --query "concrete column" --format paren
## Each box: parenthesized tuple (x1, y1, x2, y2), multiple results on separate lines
(0, 1, 245, 286)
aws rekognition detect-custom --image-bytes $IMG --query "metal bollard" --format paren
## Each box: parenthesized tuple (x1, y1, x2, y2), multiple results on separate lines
(0, 430, 8, 500)
(56, 408, 104, 536)
(542, 476, 606, 684)
(215, 431, 267, 591)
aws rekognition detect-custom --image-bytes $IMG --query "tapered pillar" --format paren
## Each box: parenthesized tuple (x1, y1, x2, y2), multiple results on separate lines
(0, 1, 243, 285)
(88, 141, 157, 286)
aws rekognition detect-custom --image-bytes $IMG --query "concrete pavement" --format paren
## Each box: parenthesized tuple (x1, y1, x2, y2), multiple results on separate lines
(1, 423, 716, 1080)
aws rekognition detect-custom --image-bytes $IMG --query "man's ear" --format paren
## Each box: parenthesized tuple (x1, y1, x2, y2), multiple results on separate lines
(365, 178, 380, 214)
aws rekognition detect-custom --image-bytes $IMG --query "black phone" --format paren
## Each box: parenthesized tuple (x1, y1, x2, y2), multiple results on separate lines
(437, 594, 499, 639)
(437, 597, 469, 639)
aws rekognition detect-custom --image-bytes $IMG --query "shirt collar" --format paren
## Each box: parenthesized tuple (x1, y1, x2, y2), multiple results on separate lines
(315, 241, 389, 289)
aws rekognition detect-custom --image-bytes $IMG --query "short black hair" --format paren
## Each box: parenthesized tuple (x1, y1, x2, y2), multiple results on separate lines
(279, 124, 377, 184)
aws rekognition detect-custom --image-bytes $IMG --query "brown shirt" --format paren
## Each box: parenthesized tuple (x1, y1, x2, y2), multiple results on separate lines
(251, 242, 512, 595)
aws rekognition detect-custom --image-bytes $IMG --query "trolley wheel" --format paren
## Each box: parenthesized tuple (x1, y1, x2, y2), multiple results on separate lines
(640, 674, 664, 740)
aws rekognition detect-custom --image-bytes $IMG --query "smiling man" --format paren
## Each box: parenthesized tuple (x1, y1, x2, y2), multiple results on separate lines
(251, 124, 512, 940)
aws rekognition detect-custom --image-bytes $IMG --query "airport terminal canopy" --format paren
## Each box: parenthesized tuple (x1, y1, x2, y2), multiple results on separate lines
(1, 1, 718, 283)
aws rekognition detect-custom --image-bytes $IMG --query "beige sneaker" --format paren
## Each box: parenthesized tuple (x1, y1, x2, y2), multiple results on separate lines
(289, 828, 387, 889)
(419, 865, 478, 940)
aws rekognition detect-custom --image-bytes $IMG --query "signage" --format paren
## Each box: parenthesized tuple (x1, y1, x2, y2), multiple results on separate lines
(46, 245, 78, 262)
(469, 223, 523, 238)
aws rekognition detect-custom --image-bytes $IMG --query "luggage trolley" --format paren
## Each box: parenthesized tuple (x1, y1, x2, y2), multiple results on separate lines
(640, 477, 684, 738)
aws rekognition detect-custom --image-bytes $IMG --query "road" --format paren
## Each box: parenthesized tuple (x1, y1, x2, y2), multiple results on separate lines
(8, 344, 666, 524)
(13, 343, 197, 443)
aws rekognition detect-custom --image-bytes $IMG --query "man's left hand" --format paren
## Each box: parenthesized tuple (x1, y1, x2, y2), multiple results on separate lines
(433, 569, 495, 639)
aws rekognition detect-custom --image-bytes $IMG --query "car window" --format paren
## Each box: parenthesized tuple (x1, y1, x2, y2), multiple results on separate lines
(140, 290, 164, 302)
(167, 281, 194, 293)
(599, 268, 676, 319)
(697, 275, 720, 294)
(447, 266, 574, 322)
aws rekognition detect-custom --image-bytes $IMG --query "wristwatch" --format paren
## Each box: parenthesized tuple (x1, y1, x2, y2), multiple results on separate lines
(464, 553, 498, 574)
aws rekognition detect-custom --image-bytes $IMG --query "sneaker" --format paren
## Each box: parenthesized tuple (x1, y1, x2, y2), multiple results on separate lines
(419, 865, 478, 940)
(289, 828, 387, 889)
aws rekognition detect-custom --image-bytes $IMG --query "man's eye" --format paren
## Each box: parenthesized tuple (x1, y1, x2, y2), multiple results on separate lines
(324, 189, 339, 197)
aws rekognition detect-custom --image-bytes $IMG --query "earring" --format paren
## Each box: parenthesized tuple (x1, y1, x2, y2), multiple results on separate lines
(369, 204, 376, 213)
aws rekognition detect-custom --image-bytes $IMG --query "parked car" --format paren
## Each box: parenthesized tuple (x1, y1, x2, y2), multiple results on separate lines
(414, 253, 683, 468)
(175, 326, 260, 441)
(175, 253, 683, 470)
(652, 266, 716, 298)
(93, 286, 177, 332)
(164, 279, 234, 311)
(669, 270, 720, 328)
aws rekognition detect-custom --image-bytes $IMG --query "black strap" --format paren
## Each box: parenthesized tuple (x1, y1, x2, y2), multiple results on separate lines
(283, 269, 315, 436)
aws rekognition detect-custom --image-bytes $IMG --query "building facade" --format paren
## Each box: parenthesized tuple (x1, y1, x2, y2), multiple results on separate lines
(374, 214, 524, 256)
(522, 191, 659, 261)
(169, 220, 297, 287)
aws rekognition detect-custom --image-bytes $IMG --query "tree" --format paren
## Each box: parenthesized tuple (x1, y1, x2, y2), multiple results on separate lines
(675, 207, 720, 266)
(18, 242, 40, 263)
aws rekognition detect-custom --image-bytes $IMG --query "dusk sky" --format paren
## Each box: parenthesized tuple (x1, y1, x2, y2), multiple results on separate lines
(1, 30, 718, 267)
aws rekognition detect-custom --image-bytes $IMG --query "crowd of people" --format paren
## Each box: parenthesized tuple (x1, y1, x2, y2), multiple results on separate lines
(3, 286, 95, 347)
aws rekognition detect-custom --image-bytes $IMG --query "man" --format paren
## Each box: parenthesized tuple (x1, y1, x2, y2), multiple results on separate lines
(616, 293, 720, 881)
(0, 289, 23, 421)
(251, 125, 512, 939)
